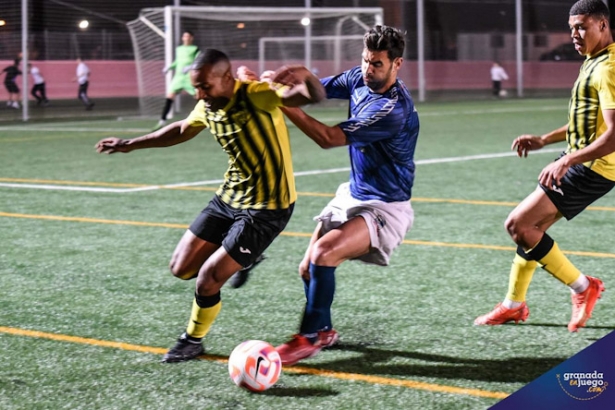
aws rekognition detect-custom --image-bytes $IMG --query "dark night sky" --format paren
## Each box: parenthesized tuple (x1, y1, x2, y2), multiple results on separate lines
(15, 0, 585, 32)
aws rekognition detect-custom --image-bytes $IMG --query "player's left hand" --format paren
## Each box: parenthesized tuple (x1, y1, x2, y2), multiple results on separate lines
(95, 137, 130, 154)
(538, 157, 570, 189)
(271, 65, 314, 88)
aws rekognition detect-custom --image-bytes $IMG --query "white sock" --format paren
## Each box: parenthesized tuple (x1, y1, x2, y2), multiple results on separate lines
(569, 274, 590, 294)
(502, 299, 523, 309)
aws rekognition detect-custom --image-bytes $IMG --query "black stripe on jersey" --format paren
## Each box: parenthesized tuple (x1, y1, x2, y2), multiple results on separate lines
(227, 84, 262, 207)
(569, 53, 609, 152)
(240, 84, 285, 209)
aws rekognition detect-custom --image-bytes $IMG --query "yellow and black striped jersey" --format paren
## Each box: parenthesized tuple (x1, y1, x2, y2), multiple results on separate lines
(186, 80, 296, 209)
(567, 42, 615, 181)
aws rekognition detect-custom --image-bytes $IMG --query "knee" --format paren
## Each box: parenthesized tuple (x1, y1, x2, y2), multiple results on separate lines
(168, 259, 196, 280)
(310, 240, 337, 266)
(504, 214, 529, 245)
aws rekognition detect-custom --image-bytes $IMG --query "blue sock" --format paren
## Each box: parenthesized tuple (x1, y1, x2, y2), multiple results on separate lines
(299, 263, 336, 336)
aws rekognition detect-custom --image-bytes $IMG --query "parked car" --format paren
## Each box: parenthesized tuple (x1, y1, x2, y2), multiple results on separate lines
(539, 43, 584, 61)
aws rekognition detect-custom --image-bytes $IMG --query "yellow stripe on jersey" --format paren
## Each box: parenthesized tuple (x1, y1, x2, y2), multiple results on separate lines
(185, 80, 296, 209)
(567, 43, 615, 181)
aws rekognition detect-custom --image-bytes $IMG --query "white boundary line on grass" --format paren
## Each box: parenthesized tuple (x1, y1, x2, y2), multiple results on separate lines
(0, 148, 563, 193)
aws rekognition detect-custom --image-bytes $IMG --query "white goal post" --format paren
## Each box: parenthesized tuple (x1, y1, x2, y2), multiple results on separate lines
(127, 6, 383, 117)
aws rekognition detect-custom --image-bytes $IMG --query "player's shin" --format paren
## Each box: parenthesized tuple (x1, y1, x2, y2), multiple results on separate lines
(503, 247, 538, 308)
(186, 292, 222, 339)
(528, 234, 582, 285)
(299, 264, 336, 341)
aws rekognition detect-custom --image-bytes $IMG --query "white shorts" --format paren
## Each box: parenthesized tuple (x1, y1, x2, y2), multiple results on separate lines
(315, 182, 414, 266)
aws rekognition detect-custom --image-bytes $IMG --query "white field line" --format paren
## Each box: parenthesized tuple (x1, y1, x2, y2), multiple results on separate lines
(0, 148, 563, 194)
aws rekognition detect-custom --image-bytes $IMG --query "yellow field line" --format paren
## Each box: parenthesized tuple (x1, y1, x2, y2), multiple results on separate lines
(1, 211, 614, 259)
(0, 326, 508, 400)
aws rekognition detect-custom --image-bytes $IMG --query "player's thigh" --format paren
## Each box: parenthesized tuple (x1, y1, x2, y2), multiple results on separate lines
(507, 187, 560, 231)
(312, 216, 371, 266)
(170, 230, 220, 278)
(171, 197, 235, 275)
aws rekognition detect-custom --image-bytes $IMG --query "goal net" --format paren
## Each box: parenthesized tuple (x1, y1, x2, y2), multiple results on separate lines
(127, 6, 383, 118)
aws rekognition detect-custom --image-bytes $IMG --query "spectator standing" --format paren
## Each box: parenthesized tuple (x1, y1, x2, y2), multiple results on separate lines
(3, 58, 21, 109)
(490, 61, 509, 97)
(74, 58, 94, 110)
(29, 63, 49, 106)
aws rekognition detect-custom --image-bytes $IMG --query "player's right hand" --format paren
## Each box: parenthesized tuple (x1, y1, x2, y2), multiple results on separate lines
(95, 137, 130, 154)
(511, 134, 545, 157)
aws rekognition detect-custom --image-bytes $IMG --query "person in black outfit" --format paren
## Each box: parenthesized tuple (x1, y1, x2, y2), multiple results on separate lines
(3, 58, 21, 109)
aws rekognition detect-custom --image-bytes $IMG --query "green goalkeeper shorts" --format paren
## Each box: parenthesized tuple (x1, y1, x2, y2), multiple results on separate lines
(169, 74, 195, 96)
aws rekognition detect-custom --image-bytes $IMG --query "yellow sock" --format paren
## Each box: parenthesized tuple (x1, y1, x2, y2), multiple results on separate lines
(505, 253, 538, 302)
(186, 298, 221, 339)
(536, 241, 581, 285)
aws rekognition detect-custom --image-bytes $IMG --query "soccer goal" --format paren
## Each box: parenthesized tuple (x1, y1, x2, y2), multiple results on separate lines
(127, 6, 383, 117)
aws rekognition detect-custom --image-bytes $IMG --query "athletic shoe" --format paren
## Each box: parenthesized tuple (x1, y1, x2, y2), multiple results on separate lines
(86, 102, 94, 111)
(318, 329, 339, 348)
(473, 302, 529, 325)
(229, 254, 266, 289)
(275, 334, 322, 366)
(568, 276, 605, 332)
(152, 119, 166, 131)
(161, 333, 205, 363)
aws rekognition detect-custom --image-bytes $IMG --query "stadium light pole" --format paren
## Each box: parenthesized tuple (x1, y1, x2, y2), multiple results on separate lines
(515, 0, 524, 98)
(416, 0, 425, 102)
(305, 0, 312, 72)
(21, 0, 29, 121)
(174, 0, 182, 114)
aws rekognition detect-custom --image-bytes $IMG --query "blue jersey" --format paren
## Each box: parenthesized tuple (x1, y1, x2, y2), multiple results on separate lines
(321, 66, 419, 202)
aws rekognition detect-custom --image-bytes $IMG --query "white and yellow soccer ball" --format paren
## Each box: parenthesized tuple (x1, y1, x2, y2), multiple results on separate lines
(228, 340, 282, 392)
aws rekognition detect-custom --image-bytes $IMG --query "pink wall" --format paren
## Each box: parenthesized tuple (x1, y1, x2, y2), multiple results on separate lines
(2, 60, 581, 99)
(1, 60, 138, 99)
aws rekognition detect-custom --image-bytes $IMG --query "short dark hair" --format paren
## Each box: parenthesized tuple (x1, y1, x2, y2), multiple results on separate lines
(192, 48, 229, 70)
(363, 25, 406, 60)
(570, 0, 610, 20)
(184, 30, 194, 37)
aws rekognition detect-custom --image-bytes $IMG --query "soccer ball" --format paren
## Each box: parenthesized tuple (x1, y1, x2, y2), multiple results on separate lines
(499, 89, 508, 97)
(228, 340, 282, 392)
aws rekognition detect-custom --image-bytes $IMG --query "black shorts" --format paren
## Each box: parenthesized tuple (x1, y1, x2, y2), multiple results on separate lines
(4, 81, 18, 93)
(540, 162, 615, 220)
(189, 195, 294, 267)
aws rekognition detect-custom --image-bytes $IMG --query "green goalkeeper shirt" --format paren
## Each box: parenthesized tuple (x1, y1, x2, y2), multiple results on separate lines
(169, 44, 199, 75)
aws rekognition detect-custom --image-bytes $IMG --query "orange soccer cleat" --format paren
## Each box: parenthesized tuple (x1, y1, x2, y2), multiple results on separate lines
(474, 302, 530, 326)
(568, 276, 605, 332)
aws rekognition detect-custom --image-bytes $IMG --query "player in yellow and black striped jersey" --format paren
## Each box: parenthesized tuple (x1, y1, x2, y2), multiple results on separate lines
(95, 49, 325, 362)
(475, 0, 613, 333)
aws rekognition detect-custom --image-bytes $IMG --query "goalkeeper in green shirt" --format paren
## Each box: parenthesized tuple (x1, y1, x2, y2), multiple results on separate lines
(155, 31, 200, 130)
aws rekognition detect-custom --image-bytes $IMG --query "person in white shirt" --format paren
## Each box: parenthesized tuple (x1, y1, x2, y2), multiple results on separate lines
(73, 58, 94, 110)
(490, 61, 509, 97)
(28, 63, 49, 106)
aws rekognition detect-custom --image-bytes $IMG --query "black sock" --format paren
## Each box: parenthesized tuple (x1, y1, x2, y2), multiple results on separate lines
(161, 98, 173, 120)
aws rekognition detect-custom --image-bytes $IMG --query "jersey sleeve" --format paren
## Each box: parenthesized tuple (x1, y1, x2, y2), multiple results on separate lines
(320, 67, 362, 100)
(339, 98, 404, 147)
(245, 81, 284, 112)
(185, 100, 209, 129)
(597, 61, 615, 110)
